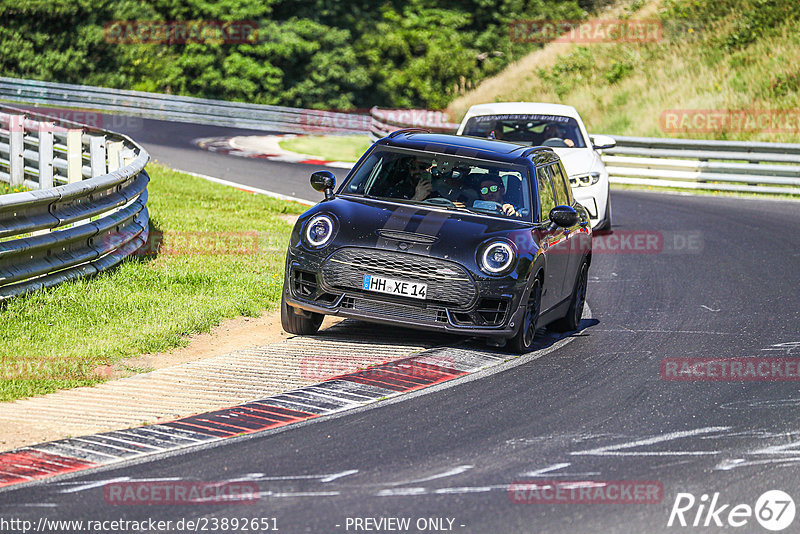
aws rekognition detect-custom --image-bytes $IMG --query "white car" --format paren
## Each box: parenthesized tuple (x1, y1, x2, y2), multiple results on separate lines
(456, 102, 615, 230)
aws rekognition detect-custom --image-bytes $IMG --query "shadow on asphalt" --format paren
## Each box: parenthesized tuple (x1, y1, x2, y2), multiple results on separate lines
(309, 316, 600, 357)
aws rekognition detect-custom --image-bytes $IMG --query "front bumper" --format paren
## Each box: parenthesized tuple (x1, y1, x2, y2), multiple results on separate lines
(573, 183, 609, 227)
(284, 247, 528, 338)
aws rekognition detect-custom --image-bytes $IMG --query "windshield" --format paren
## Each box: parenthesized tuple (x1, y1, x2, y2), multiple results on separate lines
(342, 148, 532, 221)
(462, 114, 586, 148)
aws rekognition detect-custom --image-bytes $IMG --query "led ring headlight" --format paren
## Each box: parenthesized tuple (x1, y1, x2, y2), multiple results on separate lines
(480, 241, 515, 274)
(305, 214, 335, 248)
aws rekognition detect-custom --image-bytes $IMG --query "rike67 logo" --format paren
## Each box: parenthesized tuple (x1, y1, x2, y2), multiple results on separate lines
(668, 490, 795, 531)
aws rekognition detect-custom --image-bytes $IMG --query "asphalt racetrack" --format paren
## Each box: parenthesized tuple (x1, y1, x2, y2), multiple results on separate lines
(2, 117, 800, 533)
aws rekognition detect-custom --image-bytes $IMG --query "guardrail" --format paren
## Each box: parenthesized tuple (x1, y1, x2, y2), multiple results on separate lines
(0, 77, 370, 135)
(4, 77, 797, 196)
(0, 104, 149, 300)
(602, 136, 800, 195)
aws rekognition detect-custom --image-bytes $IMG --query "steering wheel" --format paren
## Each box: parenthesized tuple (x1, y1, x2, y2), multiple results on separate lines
(422, 196, 456, 207)
(479, 201, 528, 218)
(542, 137, 569, 148)
(479, 201, 505, 212)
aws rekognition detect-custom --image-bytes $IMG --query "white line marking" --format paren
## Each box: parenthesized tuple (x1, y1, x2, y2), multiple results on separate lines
(592, 328, 734, 335)
(245, 470, 358, 483)
(266, 491, 341, 497)
(58, 476, 183, 493)
(58, 477, 129, 493)
(434, 485, 508, 494)
(388, 465, 473, 486)
(571, 426, 730, 457)
(520, 462, 600, 478)
(700, 305, 720, 312)
(171, 168, 316, 205)
(376, 487, 428, 496)
(716, 457, 800, 471)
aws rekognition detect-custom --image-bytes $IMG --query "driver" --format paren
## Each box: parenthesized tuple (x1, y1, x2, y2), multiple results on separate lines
(479, 173, 521, 217)
(412, 162, 477, 206)
(543, 123, 575, 147)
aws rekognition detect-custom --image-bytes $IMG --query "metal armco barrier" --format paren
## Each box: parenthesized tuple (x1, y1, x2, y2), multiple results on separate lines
(0, 77, 370, 135)
(0, 104, 149, 300)
(602, 135, 800, 195)
(4, 77, 796, 196)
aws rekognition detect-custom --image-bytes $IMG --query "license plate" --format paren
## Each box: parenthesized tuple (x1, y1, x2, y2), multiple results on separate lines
(362, 274, 427, 300)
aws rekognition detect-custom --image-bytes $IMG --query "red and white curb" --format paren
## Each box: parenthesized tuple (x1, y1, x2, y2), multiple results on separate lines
(0, 327, 573, 491)
(194, 135, 355, 169)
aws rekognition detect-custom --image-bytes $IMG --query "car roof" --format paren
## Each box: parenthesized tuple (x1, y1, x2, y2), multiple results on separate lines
(377, 131, 557, 165)
(462, 102, 582, 120)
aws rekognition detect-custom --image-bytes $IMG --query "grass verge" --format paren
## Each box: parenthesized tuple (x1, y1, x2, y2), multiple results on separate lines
(447, 0, 800, 144)
(0, 163, 307, 402)
(0, 183, 28, 195)
(279, 135, 372, 163)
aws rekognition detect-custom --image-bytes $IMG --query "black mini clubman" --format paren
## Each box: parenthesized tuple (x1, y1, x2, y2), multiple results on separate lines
(281, 130, 592, 353)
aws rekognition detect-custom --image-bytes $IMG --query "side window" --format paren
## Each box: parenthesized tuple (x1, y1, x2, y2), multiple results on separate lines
(536, 167, 556, 222)
(549, 164, 570, 206)
(552, 162, 573, 204)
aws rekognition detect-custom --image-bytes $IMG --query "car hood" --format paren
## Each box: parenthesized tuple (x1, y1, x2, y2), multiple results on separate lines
(551, 147, 604, 177)
(300, 196, 534, 260)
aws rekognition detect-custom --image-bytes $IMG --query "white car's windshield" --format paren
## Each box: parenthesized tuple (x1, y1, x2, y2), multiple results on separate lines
(343, 148, 532, 221)
(463, 114, 586, 149)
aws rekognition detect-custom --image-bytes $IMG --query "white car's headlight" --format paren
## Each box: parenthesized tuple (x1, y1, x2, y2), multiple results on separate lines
(304, 214, 335, 248)
(569, 172, 601, 187)
(480, 241, 516, 275)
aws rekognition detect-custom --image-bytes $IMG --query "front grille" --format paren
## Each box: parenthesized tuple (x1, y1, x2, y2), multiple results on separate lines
(342, 296, 448, 323)
(321, 247, 476, 307)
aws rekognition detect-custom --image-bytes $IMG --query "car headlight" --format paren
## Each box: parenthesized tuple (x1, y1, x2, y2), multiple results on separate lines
(480, 241, 516, 275)
(304, 214, 335, 248)
(569, 172, 601, 187)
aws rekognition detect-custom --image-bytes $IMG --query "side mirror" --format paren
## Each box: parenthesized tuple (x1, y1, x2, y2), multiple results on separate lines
(590, 134, 616, 150)
(549, 205, 579, 228)
(311, 170, 336, 200)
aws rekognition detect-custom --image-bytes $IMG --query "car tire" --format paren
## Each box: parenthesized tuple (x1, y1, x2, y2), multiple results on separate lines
(280, 295, 324, 335)
(594, 199, 611, 231)
(508, 278, 542, 354)
(551, 259, 588, 332)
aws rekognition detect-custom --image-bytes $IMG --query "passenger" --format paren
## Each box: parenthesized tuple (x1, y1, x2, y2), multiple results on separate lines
(479, 173, 521, 217)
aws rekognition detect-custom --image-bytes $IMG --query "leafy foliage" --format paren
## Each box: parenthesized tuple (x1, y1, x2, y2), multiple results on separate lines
(0, 0, 593, 109)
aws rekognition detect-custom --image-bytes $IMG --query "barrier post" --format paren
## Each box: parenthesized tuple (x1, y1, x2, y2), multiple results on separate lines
(38, 121, 54, 189)
(66, 129, 83, 183)
(89, 135, 107, 177)
(8, 114, 24, 187)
